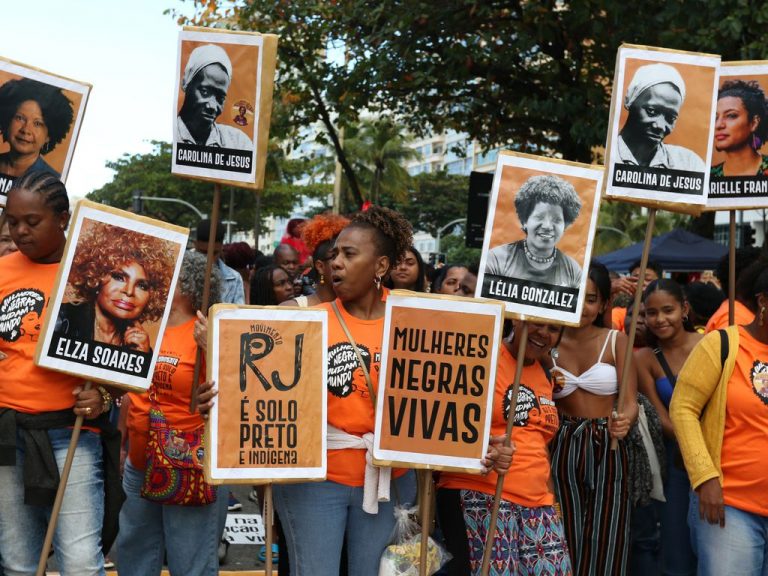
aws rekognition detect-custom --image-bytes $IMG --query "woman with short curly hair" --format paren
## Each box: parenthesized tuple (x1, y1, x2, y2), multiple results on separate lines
(485, 174, 583, 289)
(54, 220, 178, 352)
(0, 78, 74, 179)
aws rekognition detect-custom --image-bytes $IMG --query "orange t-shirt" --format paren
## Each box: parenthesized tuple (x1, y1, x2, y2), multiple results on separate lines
(439, 344, 559, 507)
(323, 296, 405, 487)
(705, 300, 754, 333)
(720, 326, 768, 516)
(127, 318, 205, 470)
(611, 306, 628, 332)
(0, 251, 84, 413)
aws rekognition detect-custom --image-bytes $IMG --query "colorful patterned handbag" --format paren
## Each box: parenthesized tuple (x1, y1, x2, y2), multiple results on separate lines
(140, 405, 217, 506)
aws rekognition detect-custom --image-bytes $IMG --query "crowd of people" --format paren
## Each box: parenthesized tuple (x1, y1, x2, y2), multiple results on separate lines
(1, 170, 768, 576)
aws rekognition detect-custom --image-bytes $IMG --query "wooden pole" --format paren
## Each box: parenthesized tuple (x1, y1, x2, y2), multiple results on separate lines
(611, 208, 656, 450)
(480, 322, 529, 576)
(264, 483, 274, 575)
(419, 470, 433, 576)
(728, 210, 736, 326)
(36, 382, 92, 576)
(190, 183, 222, 413)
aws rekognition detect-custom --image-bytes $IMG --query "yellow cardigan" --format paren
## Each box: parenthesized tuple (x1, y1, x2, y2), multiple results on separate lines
(669, 325, 738, 490)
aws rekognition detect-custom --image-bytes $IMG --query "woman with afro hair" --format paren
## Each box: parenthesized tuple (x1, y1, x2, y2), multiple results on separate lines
(54, 220, 178, 353)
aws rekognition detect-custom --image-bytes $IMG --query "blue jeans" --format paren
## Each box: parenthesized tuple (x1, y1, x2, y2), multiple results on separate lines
(274, 471, 417, 576)
(0, 428, 105, 576)
(689, 491, 768, 576)
(630, 500, 661, 575)
(660, 439, 696, 575)
(117, 459, 220, 576)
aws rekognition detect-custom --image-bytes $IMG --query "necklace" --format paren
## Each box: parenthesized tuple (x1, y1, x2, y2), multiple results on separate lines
(523, 240, 556, 264)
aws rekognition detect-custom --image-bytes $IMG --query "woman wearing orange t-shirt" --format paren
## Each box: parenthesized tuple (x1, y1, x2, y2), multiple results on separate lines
(671, 261, 768, 575)
(0, 172, 116, 574)
(438, 320, 572, 576)
(118, 250, 222, 576)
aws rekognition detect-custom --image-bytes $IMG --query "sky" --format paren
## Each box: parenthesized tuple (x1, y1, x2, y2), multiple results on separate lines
(4, 0, 194, 199)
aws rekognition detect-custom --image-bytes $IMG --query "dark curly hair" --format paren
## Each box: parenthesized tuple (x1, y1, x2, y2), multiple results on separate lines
(10, 170, 69, 215)
(0, 78, 74, 154)
(719, 79, 768, 142)
(385, 246, 427, 292)
(222, 241, 255, 270)
(67, 220, 179, 323)
(348, 205, 412, 269)
(514, 175, 582, 228)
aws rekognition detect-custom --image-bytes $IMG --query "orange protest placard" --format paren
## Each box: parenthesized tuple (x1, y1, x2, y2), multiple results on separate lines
(206, 305, 327, 484)
(373, 293, 503, 473)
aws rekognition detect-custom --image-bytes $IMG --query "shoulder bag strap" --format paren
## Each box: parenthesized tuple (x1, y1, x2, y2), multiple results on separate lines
(653, 347, 677, 387)
(331, 301, 377, 410)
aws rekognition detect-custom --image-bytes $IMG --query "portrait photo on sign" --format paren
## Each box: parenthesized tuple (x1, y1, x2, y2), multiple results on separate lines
(605, 45, 720, 209)
(206, 306, 327, 483)
(707, 62, 768, 210)
(0, 57, 91, 208)
(171, 28, 276, 187)
(36, 200, 187, 391)
(373, 293, 503, 472)
(477, 152, 603, 326)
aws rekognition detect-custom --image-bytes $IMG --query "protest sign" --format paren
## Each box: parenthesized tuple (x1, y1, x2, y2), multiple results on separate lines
(706, 61, 768, 210)
(35, 200, 187, 391)
(373, 292, 503, 472)
(0, 56, 91, 208)
(171, 27, 277, 189)
(206, 305, 327, 483)
(605, 44, 720, 214)
(476, 151, 603, 326)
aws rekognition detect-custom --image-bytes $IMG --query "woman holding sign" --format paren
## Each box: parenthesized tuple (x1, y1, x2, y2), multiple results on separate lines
(437, 320, 572, 575)
(118, 250, 222, 576)
(549, 262, 637, 576)
(0, 171, 116, 574)
(670, 261, 768, 576)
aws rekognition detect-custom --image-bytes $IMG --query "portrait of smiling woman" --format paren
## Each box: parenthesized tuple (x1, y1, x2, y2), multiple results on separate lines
(0, 77, 74, 179)
(54, 220, 177, 352)
(711, 79, 768, 177)
(484, 174, 583, 288)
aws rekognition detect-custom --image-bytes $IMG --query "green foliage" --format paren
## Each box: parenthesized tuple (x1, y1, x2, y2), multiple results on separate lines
(390, 171, 469, 238)
(87, 141, 330, 233)
(440, 229, 482, 267)
(594, 201, 689, 255)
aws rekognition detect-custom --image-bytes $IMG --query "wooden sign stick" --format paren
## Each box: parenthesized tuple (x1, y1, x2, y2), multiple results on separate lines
(419, 469, 433, 576)
(264, 483, 274, 575)
(190, 183, 222, 413)
(480, 322, 529, 576)
(612, 208, 656, 451)
(728, 210, 736, 326)
(36, 381, 93, 576)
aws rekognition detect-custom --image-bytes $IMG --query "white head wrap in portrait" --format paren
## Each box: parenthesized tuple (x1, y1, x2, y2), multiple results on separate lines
(624, 63, 686, 109)
(182, 44, 233, 91)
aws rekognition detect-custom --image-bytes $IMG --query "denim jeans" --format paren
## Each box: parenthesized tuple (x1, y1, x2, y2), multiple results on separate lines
(273, 470, 417, 576)
(689, 491, 768, 576)
(659, 439, 696, 575)
(0, 428, 105, 576)
(117, 459, 220, 576)
(630, 500, 661, 575)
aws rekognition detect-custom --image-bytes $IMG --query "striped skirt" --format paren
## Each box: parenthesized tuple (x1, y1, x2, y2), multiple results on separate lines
(550, 416, 630, 576)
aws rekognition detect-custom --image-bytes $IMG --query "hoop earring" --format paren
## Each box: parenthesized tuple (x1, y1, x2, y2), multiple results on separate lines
(374, 275, 382, 291)
(760, 306, 765, 327)
(683, 314, 689, 322)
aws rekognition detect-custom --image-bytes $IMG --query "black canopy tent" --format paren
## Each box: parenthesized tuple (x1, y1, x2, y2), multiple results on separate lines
(594, 229, 728, 272)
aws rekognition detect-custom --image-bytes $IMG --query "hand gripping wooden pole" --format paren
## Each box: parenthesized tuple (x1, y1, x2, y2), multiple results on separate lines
(612, 209, 656, 450)
(190, 183, 222, 413)
(480, 322, 528, 576)
(36, 382, 93, 576)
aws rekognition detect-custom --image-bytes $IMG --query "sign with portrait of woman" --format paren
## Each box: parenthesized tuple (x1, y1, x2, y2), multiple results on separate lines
(0, 56, 91, 209)
(706, 62, 768, 210)
(605, 44, 720, 214)
(476, 152, 603, 326)
(35, 200, 188, 391)
(171, 27, 278, 189)
(373, 292, 503, 473)
(206, 305, 327, 483)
